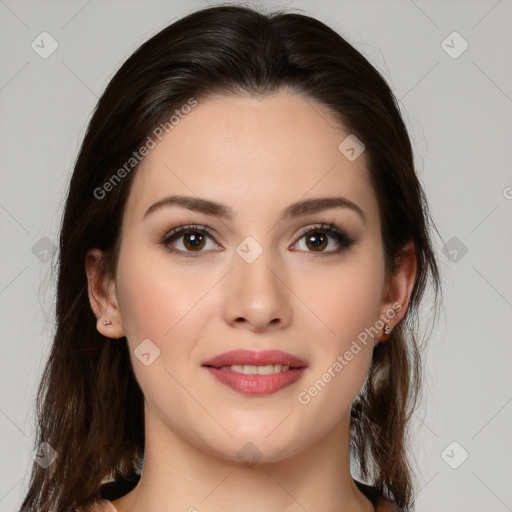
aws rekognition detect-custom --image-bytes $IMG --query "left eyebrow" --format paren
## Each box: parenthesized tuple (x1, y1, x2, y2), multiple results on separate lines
(143, 195, 366, 224)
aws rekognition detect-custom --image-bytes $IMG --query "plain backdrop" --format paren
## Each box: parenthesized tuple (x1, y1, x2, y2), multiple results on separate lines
(1, 1, 511, 510)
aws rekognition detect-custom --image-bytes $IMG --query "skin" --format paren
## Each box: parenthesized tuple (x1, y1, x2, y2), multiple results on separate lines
(86, 90, 416, 512)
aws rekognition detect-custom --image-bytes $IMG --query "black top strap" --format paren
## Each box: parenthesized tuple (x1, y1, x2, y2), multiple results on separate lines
(100, 473, 398, 510)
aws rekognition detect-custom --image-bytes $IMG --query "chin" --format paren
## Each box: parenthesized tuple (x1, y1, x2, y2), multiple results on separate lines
(201, 432, 306, 467)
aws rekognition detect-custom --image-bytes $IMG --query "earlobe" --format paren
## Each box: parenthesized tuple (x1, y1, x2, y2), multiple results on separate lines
(377, 241, 417, 343)
(84, 248, 125, 339)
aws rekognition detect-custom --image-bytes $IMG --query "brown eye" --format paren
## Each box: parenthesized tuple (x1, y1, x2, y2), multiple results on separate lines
(181, 232, 206, 251)
(161, 224, 219, 257)
(304, 232, 328, 252)
(292, 224, 356, 255)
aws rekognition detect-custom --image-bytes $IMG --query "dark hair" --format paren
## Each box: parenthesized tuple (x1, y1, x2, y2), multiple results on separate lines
(21, 4, 440, 511)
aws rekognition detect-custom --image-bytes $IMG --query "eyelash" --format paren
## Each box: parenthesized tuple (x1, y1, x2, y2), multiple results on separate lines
(160, 223, 356, 258)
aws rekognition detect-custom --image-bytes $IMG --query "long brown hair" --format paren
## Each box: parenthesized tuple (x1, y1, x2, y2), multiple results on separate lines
(21, 4, 441, 511)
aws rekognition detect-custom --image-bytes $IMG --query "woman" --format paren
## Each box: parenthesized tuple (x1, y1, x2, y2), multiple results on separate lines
(21, 4, 440, 512)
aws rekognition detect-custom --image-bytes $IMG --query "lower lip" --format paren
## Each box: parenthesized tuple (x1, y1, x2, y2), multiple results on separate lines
(204, 367, 307, 396)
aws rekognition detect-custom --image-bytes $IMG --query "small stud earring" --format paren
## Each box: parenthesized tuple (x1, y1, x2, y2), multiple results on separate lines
(103, 320, 112, 326)
(384, 324, 392, 335)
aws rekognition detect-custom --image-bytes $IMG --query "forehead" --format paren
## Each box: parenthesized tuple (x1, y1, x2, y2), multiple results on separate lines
(123, 91, 379, 228)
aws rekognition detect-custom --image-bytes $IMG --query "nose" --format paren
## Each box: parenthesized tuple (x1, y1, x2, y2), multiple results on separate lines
(221, 246, 293, 333)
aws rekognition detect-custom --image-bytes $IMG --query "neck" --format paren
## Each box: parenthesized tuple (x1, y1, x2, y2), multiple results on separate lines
(112, 404, 373, 512)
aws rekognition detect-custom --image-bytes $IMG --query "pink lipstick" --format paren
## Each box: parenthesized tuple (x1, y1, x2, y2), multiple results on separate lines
(201, 350, 308, 396)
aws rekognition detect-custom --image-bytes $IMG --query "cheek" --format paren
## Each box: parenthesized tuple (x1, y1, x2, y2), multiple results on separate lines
(328, 268, 384, 341)
(114, 248, 209, 399)
(115, 243, 205, 342)
(295, 266, 381, 419)
(291, 251, 384, 409)
(113, 251, 200, 411)
(290, 250, 385, 348)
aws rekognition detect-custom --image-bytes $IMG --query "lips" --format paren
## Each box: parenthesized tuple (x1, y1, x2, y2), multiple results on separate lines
(201, 349, 308, 369)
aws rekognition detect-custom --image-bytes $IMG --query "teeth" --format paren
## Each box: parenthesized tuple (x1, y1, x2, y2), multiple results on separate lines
(221, 364, 291, 374)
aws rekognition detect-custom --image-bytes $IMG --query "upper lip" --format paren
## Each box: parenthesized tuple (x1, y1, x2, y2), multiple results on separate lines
(202, 350, 308, 369)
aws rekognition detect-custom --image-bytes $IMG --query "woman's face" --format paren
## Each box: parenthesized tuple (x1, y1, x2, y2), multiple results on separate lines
(98, 91, 403, 463)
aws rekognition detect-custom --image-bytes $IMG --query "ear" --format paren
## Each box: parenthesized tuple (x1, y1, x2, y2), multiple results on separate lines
(377, 241, 417, 343)
(85, 248, 125, 339)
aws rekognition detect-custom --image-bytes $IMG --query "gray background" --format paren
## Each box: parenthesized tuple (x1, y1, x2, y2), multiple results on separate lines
(1, 0, 511, 510)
